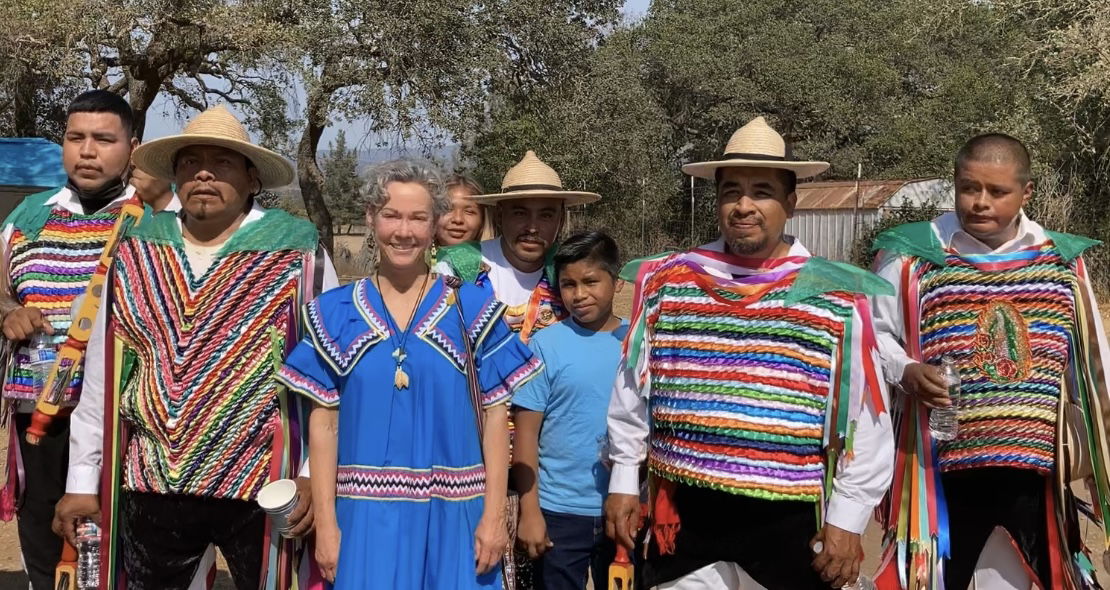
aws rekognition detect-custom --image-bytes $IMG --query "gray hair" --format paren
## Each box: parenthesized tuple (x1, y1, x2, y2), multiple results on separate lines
(361, 158, 451, 219)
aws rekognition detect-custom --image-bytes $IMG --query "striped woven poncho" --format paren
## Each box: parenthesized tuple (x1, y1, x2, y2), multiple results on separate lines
(872, 221, 1110, 590)
(620, 242, 892, 542)
(96, 208, 323, 590)
(2, 188, 122, 403)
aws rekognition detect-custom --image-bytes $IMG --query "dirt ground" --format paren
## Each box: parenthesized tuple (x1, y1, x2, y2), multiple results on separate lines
(1, 291, 1107, 588)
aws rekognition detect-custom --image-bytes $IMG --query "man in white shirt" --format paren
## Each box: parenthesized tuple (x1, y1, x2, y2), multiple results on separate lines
(435, 151, 600, 343)
(605, 117, 894, 589)
(871, 134, 1110, 590)
(0, 90, 138, 590)
(52, 105, 338, 590)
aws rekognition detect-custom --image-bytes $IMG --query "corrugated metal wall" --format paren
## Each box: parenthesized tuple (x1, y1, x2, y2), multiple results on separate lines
(784, 209, 880, 261)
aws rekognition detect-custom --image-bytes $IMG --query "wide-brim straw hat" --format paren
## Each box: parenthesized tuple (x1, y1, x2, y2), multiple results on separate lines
(472, 151, 601, 206)
(132, 104, 295, 189)
(682, 116, 829, 181)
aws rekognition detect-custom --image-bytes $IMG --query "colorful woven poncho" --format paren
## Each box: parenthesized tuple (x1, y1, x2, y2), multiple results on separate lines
(873, 221, 1110, 590)
(97, 209, 322, 589)
(2, 189, 121, 403)
(620, 245, 892, 547)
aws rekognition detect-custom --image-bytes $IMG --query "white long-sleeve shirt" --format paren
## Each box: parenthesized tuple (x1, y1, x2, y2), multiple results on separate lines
(606, 238, 894, 534)
(66, 205, 339, 494)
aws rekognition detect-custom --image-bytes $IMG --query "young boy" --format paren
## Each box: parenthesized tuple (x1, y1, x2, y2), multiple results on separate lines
(512, 231, 627, 590)
(872, 134, 1110, 590)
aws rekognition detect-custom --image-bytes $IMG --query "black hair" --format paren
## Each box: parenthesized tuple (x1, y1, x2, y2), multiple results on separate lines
(67, 90, 134, 137)
(714, 167, 797, 195)
(554, 230, 621, 280)
(955, 133, 1031, 184)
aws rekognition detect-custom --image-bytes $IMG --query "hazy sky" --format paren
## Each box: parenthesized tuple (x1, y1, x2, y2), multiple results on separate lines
(142, 0, 653, 150)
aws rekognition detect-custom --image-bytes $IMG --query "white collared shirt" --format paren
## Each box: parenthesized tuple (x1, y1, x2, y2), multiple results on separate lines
(606, 237, 894, 535)
(432, 237, 544, 307)
(66, 205, 339, 493)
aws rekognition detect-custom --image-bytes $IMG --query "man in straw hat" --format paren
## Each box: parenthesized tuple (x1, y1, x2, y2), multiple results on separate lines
(0, 89, 139, 590)
(604, 116, 895, 589)
(435, 151, 600, 343)
(53, 104, 338, 589)
(870, 134, 1110, 590)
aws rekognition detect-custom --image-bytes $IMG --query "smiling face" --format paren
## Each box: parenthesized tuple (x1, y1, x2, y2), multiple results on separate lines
(955, 159, 1032, 248)
(497, 197, 564, 271)
(62, 111, 136, 193)
(436, 186, 484, 245)
(174, 145, 257, 224)
(716, 166, 796, 259)
(368, 180, 436, 271)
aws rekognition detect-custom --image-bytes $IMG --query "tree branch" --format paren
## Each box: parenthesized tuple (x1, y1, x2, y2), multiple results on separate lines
(162, 82, 206, 111)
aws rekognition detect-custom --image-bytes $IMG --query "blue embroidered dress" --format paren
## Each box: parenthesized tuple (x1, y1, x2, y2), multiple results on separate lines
(277, 276, 542, 589)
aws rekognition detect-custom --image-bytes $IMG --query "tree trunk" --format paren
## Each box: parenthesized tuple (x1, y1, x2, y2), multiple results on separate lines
(126, 76, 161, 140)
(12, 68, 37, 136)
(298, 86, 335, 253)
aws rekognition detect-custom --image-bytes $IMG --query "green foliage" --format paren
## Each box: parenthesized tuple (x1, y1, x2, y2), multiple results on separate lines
(850, 203, 943, 268)
(466, 0, 1034, 260)
(321, 131, 363, 227)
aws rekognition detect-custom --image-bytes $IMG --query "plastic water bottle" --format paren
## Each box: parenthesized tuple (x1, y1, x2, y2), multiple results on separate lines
(929, 356, 961, 441)
(842, 575, 877, 590)
(24, 331, 57, 398)
(76, 520, 100, 589)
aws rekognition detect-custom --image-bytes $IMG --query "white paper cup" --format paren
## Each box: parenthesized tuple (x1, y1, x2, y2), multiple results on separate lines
(257, 479, 299, 537)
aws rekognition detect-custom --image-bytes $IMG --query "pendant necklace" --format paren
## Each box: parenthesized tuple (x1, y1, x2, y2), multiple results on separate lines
(376, 271, 430, 389)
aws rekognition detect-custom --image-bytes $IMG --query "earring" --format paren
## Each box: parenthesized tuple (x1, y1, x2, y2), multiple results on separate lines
(425, 244, 438, 268)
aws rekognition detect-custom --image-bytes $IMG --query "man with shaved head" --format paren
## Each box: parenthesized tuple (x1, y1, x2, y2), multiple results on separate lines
(871, 133, 1110, 589)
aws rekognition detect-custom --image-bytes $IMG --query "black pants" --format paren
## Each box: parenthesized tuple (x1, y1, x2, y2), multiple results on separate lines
(121, 490, 266, 590)
(15, 412, 68, 590)
(642, 483, 826, 589)
(943, 468, 1052, 590)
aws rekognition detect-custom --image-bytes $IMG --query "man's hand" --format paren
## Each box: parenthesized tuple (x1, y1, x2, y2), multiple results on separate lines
(603, 493, 640, 551)
(900, 362, 950, 408)
(3, 306, 53, 341)
(516, 507, 552, 559)
(284, 476, 314, 538)
(53, 493, 100, 546)
(811, 523, 863, 588)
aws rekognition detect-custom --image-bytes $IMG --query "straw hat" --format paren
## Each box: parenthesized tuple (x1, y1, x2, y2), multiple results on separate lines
(682, 117, 829, 181)
(472, 151, 601, 206)
(132, 105, 295, 189)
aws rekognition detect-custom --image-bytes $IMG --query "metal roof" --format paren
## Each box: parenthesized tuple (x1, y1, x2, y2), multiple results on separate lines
(0, 138, 66, 188)
(795, 178, 938, 210)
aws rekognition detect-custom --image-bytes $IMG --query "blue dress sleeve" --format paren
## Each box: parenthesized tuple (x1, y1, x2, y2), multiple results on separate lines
(473, 299, 543, 409)
(278, 337, 340, 407)
(277, 300, 342, 407)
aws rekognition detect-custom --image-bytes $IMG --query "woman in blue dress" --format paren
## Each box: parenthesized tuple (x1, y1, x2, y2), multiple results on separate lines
(277, 159, 541, 589)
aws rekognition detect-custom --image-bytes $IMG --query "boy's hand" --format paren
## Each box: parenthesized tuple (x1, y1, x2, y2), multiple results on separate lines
(901, 362, 950, 408)
(516, 508, 552, 559)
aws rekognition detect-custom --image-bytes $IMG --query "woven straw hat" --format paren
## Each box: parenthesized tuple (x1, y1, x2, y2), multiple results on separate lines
(682, 116, 829, 181)
(472, 151, 601, 206)
(132, 105, 295, 189)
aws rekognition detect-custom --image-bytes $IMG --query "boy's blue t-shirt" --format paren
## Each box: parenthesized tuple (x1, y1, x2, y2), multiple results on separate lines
(513, 317, 629, 517)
